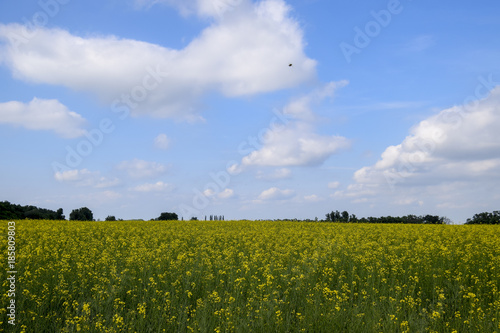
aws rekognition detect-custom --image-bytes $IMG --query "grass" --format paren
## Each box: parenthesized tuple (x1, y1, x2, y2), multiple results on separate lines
(1, 220, 499, 332)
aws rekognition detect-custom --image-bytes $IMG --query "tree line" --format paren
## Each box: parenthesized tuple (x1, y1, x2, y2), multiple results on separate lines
(0, 201, 65, 220)
(0, 201, 180, 222)
(324, 210, 451, 224)
(465, 211, 500, 224)
(1, 201, 498, 224)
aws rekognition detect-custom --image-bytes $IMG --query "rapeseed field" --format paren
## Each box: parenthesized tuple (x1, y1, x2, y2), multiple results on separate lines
(1, 220, 499, 332)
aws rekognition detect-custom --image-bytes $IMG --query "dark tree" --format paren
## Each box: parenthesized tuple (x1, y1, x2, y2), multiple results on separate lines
(325, 210, 344, 222)
(105, 215, 116, 221)
(69, 207, 94, 221)
(324, 208, 449, 224)
(466, 211, 500, 224)
(423, 215, 441, 224)
(157, 212, 178, 221)
(0, 201, 66, 220)
(341, 211, 349, 222)
(25, 207, 43, 219)
(334, 210, 341, 221)
(56, 208, 65, 220)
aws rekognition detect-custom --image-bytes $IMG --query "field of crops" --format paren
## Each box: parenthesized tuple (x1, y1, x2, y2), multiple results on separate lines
(1, 220, 499, 332)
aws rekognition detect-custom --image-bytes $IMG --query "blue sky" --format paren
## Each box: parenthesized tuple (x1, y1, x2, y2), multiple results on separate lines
(0, 0, 499, 222)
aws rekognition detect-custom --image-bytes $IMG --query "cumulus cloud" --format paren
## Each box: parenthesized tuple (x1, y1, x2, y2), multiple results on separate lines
(54, 169, 120, 188)
(240, 122, 349, 167)
(354, 86, 500, 187)
(154, 133, 171, 150)
(233, 81, 350, 169)
(0, 98, 86, 138)
(338, 86, 500, 215)
(116, 159, 168, 179)
(257, 187, 295, 201)
(0, 0, 315, 120)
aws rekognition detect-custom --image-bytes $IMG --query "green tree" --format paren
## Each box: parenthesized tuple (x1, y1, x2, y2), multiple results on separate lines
(341, 211, 349, 222)
(69, 207, 94, 221)
(423, 215, 441, 224)
(157, 212, 178, 221)
(105, 215, 116, 221)
(466, 211, 500, 224)
(56, 208, 65, 220)
(25, 207, 43, 219)
(0, 201, 65, 220)
(325, 210, 344, 222)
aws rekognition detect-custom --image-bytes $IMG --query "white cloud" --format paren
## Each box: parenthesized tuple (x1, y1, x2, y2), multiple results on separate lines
(131, 181, 173, 192)
(54, 169, 120, 188)
(353, 86, 500, 188)
(328, 181, 340, 189)
(203, 188, 234, 199)
(0, 98, 86, 138)
(394, 198, 424, 206)
(235, 81, 350, 169)
(340, 86, 500, 218)
(303, 194, 323, 202)
(282, 80, 346, 120)
(154, 133, 170, 150)
(54, 169, 89, 182)
(135, 0, 299, 30)
(258, 187, 295, 200)
(0, 1, 315, 120)
(135, 0, 252, 19)
(333, 183, 377, 199)
(218, 188, 234, 199)
(203, 188, 216, 197)
(116, 159, 168, 179)
(240, 122, 349, 167)
(227, 163, 243, 175)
